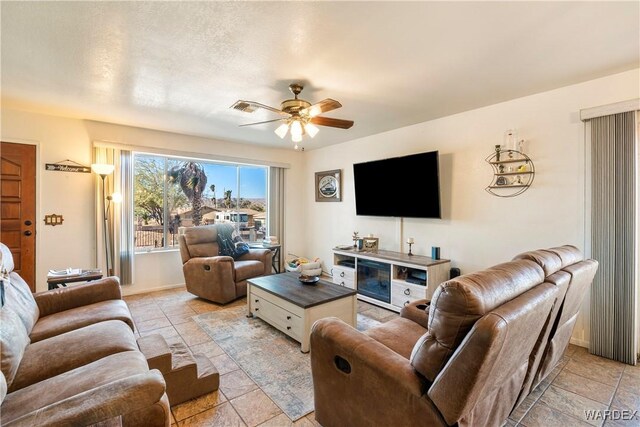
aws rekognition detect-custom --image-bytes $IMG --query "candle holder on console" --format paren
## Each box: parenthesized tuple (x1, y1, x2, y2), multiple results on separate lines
(407, 238, 415, 256)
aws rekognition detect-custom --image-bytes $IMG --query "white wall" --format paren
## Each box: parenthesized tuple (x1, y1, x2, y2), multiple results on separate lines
(302, 68, 640, 347)
(1, 110, 305, 294)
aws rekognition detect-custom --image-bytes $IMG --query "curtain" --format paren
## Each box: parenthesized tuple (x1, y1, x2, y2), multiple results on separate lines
(268, 167, 285, 272)
(589, 111, 637, 365)
(93, 146, 134, 284)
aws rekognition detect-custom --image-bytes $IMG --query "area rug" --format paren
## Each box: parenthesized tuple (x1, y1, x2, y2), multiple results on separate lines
(193, 306, 314, 421)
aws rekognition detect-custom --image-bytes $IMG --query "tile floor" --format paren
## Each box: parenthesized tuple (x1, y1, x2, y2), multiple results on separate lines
(124, 287, 639, 427)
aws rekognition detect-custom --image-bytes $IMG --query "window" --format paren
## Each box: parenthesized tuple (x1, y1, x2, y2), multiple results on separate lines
(134, 153, 268, 252)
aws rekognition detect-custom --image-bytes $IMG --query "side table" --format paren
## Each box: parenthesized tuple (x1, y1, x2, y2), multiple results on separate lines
(47, 270, 104, 290)
(249, 243, 281, 274)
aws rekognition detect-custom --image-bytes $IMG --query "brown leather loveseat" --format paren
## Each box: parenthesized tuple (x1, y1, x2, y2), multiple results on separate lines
(178, 225, 273, 304)
(0, 243, 170, 426)
(310, 245, 597, 427)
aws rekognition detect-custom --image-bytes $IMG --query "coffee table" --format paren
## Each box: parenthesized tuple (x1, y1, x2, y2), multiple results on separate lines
(247, 272, 357, 352)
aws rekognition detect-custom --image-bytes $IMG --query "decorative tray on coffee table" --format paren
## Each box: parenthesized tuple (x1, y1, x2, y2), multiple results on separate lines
(298, 275, 320, 285)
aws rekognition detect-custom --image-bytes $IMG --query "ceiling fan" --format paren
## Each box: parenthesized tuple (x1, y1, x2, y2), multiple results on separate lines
(230, 83, 354, 147)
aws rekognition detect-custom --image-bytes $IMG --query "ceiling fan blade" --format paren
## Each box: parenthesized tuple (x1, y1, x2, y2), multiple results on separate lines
(301, 98, 342, 117)
(310, 116, 354, 129)
(239, 118, 287, 127)
(230, 100, 288, 115)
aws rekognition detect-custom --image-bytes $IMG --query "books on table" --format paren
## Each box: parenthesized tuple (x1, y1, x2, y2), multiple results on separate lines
(47, 268, 101, 279)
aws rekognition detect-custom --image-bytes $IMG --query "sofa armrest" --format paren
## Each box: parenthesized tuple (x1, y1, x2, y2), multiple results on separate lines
(34, 277, 122, 317)
(6, 371, 168, 427)
(237, 249, 273, 275)
(311, 318, 425, 397)
(400, 299, 431, 329)
(310, 318, 445, 427)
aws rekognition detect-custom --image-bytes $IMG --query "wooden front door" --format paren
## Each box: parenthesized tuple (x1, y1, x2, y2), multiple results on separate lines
(1, 142, 36, 291)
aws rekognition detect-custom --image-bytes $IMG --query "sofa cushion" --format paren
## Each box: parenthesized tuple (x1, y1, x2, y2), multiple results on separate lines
(548, 245, 583, 268)
(10, 320, 139, 392)
(183, 225, 220, 258)
(410, 259, 544, 382)
(6, 272, 39, 333)
(29, 299, 134, 343)
(365, 317, 427, 359)
(0, 243, 14, 273)
(234, 260, 265, 282)
(0, 350, 149, 425)
(0, 308, 30, 388)
(513, 249, 563, 276)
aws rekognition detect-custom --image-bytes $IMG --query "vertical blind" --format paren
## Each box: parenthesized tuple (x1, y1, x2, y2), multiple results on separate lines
(589, 111, 637, 365)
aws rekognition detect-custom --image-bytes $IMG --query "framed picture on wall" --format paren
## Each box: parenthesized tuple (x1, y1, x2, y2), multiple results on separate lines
(315, 169, 342, 202)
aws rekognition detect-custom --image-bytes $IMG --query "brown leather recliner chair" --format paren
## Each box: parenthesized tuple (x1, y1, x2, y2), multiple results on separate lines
(178, 225, 273, 304)
(311, 258, 562, 427)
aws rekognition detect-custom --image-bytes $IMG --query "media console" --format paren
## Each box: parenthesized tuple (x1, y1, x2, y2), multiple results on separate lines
(331, 247, 451, 313)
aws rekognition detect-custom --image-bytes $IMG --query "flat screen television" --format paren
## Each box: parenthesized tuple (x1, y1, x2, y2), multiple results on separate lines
(353, 150, 441, 218)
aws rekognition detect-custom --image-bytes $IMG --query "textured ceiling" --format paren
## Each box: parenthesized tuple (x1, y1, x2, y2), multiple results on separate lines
(1, 1, 638, 150)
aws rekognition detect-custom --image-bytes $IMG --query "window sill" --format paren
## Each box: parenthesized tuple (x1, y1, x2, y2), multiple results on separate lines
(135, 248, 180, 255)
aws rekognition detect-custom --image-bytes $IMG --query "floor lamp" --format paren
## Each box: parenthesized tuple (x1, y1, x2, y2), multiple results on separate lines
(92, 163, 115, 276)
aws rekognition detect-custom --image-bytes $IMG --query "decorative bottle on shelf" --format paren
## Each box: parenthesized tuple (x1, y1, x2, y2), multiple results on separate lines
(504, 129, 518, 157)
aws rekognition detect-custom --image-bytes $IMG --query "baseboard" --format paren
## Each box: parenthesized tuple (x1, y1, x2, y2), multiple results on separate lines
(570, 337, 589, 348)
(121, 283, 185, 296)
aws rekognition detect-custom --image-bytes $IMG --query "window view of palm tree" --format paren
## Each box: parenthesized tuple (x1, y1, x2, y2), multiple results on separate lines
(134, 153, 268, 251)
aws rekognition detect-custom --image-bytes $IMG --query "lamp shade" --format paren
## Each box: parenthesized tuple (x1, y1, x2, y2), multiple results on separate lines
(274, 123, 289, 139)
(290, 120, 303, 138)
(91, 163, 115, 176)
(305, 123, 319, 138)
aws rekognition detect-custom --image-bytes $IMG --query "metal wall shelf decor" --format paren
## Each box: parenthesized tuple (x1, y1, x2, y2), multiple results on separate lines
(485, 148, 535, 197)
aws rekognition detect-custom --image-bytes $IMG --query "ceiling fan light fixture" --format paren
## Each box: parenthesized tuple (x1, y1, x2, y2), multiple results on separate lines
(291, 132, 303, 143)
(274, 123, 289, 139)
(304, 123, 319, 138)
(290, 120, 303, 138)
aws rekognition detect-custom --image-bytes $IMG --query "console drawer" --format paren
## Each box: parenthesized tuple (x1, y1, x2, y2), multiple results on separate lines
(391, 281, 426, 308)
(332, 265, 355, 284)
(334, 277, 355, 289)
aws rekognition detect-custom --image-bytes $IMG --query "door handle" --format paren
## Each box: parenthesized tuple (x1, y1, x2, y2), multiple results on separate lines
(24, 230, 32, 236)
(24, 220, 32, 226)
(404, 288, 411, 295)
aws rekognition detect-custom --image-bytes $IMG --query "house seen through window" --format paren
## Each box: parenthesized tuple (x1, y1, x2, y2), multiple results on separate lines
(134, 153, 268, 251)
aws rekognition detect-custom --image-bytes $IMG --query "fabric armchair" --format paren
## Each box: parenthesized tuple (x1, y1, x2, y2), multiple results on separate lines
(178, 225, 273, 304)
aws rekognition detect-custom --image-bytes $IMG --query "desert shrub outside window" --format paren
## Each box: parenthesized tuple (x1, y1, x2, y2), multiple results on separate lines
(134, 153, 268, 252)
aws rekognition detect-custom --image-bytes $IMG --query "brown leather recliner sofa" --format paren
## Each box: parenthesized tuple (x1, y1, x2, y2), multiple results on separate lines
(178, 225, 273, 304)
(0, 244, 170, 427)
(310, 245, 597, 427)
